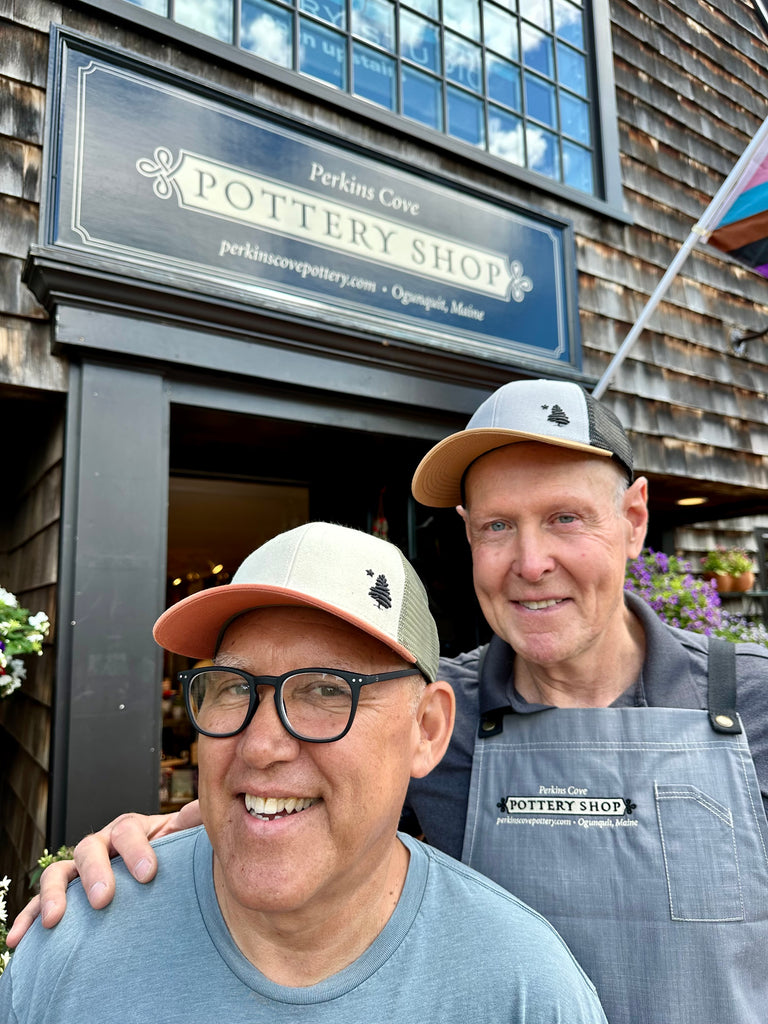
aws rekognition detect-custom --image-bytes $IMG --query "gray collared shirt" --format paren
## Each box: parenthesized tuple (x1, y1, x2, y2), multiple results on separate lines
(406, 591, 768, 858)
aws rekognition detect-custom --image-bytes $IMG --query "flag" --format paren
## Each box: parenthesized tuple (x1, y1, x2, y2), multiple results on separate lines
(593, 114, 768, 397)
(703, 115, 768, 278)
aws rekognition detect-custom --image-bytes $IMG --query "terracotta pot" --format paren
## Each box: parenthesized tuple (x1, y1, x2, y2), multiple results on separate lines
(703, 571, 732, 592)
(730, 571, 755, 593)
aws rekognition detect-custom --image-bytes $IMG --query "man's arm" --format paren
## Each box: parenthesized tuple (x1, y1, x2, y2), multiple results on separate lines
(5, 800, 202, 946)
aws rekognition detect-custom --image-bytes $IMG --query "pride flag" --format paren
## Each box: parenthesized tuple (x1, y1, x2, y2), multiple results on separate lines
(705, 116, 768, 278)
(593, 115, 768, 396)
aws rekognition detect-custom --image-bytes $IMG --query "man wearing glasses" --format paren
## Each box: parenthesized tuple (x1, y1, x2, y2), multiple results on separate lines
(0, 522, 606, 1023)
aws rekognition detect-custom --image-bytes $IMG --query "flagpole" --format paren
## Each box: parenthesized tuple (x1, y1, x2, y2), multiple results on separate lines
(592, 115, 768, 399)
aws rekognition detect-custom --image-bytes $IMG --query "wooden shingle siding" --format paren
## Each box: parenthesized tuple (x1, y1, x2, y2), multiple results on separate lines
(577, 1, 768, 514)
(0, 406, 62, 921)
(1, 6, 63, 918)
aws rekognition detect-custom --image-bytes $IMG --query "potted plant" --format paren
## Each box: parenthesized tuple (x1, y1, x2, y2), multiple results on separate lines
(701, 548, 754, 592)
(0, 587, 50, 699)
(723, 548, 755, 592)
(701, 548, 732, 591)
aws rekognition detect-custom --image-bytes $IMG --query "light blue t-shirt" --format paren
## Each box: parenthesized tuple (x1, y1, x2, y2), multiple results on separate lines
(0, 827, 606, 1023)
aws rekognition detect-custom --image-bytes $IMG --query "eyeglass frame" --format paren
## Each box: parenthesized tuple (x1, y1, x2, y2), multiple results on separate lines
(178, 664, 424, 743)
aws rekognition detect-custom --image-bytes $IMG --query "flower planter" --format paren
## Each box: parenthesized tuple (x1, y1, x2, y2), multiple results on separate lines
(730, 571, 755, 593)
(703, 571, 754, 593)
(703, 572, 732, 592)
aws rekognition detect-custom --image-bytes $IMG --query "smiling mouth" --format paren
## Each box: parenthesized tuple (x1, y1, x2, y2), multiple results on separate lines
(516, 598, 565, 610)
(244, 795, 320, 821)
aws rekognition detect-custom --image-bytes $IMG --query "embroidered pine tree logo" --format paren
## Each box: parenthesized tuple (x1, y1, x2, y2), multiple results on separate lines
(369, 573, 392, 609)
(546, 403, 570, 427)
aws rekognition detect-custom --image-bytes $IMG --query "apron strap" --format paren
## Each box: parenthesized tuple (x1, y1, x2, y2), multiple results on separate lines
(476, 644, 505, 738)
(476, 638, 741, 735)
(707, 638, 742, 734)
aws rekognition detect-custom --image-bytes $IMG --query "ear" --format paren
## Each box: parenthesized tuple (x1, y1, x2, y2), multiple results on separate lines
(623, 476, 649, 559)
(410, 680, 456, 779)
(456, 505, 471, 544)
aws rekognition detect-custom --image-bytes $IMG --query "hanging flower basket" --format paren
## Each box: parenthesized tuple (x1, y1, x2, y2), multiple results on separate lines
(0, 587, 50, 699)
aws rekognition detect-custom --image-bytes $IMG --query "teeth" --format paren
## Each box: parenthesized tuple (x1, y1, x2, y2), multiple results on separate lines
(519, 599, 562, 610)
(245, 794, 319, 819)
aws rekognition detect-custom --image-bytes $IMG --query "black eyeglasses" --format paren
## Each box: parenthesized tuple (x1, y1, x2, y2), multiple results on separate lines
(178, 665, 423, 743)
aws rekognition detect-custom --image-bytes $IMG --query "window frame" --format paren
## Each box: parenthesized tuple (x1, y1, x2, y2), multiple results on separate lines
(68, 0, 627, 218)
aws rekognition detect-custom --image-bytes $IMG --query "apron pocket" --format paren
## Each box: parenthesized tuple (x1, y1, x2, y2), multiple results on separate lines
(655, 783, 744, 922)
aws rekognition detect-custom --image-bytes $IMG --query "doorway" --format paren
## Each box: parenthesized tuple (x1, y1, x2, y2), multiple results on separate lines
(158, 403, 490, 807)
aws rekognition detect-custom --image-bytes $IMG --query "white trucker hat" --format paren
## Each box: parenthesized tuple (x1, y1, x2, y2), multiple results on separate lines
(412, 378, 634, 507)
(153, 522, 439, 683)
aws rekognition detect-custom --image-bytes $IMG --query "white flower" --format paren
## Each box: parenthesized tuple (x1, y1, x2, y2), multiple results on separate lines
(0, 672, 22, 698)
(0, 587, 49, 699)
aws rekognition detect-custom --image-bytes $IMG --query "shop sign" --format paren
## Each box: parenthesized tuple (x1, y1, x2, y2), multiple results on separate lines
(46, 33, 581, 368)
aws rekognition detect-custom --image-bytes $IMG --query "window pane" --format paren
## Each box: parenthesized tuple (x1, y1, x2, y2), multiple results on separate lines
(301, 0, 345, 30)
(402, 66, 443, 129)
(176, 0, 232, 41)
(521, 22, 553, 75)
(352, 0, 395, 52)
(300, 19, 347, 88)
(554, 0, 583, 46)
(488, 106, 524, 164)
(353, 43, 396, 108)
(563, 138, 593, 192)
(448, 87, 485, 146)
(118, 0, 601, 198)
(519, 0, 551, 31)
(560, 91, 590, 143)
(483, 2, 518, 61)
(557, 41, 587, 96)
(525, 73, 556, 127)
(526, 123, 560, 178)
(401, 11, 441, 72)
(404, 0, 439, 18)
(487, 54, 521, 110)
(445, 31, 482, 93)
(241, 1, 293, 66)
(444, 0, 480, 40)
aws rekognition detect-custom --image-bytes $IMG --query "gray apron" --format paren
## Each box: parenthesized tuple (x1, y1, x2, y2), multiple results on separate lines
(461, 642, 768, 1024)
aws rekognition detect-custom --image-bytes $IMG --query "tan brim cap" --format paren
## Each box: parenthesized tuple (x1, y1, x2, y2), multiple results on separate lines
(411, 426, 611, 507)
(411, 379, 633, 507)
(153, 522, 440, 682)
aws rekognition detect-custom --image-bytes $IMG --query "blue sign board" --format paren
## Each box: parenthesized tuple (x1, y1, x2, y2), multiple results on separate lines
(48, 34, 580, 367)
